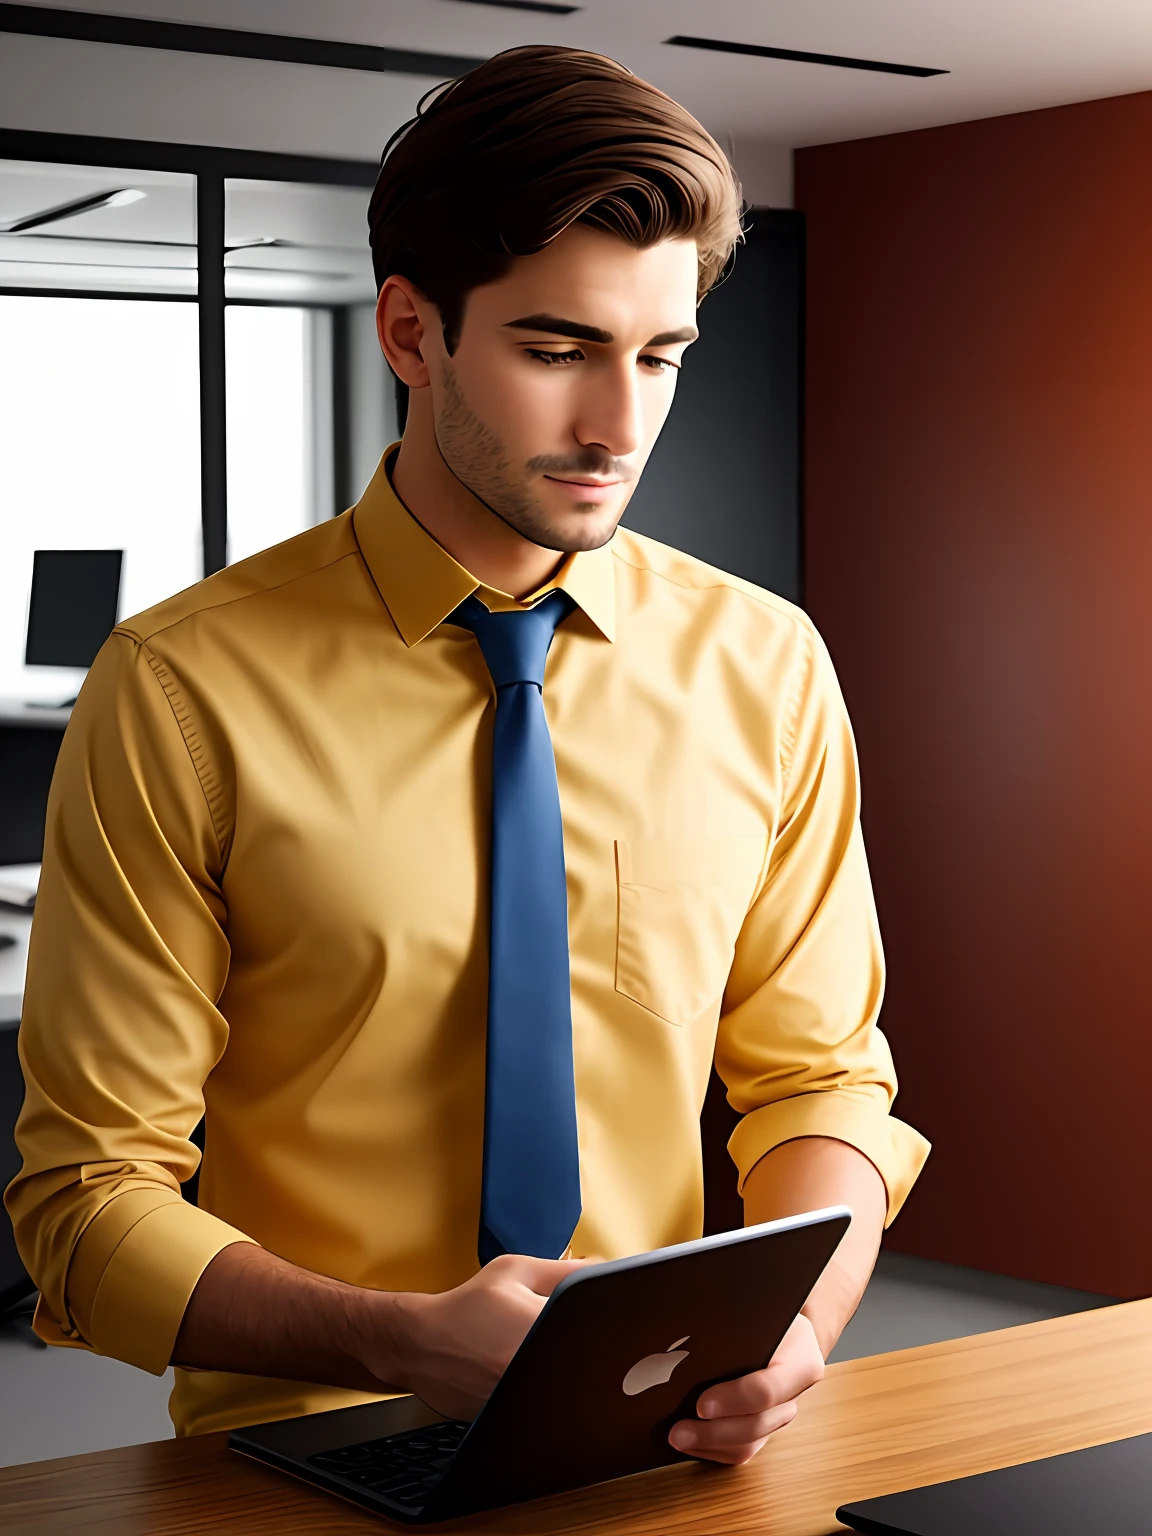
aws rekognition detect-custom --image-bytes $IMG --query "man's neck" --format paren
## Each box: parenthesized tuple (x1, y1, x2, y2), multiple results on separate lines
(389, 397, 566, 601)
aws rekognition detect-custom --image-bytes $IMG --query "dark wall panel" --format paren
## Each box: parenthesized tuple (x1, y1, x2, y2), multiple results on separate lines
(797, 91, 1152, 1297)
(624, 209, 803, 603)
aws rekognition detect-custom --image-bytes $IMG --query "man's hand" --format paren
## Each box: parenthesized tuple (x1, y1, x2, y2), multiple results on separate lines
(667, 1313, 824, 1465)
(174, 1135, 884, 1444)
(173, 1242, 587, 1420)
(373, 1254, 589, 1420)
(662, 1136, 888, 1468)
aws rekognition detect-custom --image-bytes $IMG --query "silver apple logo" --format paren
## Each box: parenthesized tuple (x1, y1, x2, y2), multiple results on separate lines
(621, 1336, 691, 1396)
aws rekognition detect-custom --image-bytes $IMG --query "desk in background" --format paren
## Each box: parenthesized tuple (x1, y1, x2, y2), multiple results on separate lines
(1, 1295, 1149, 1534)
(1, 907, 32, 1306)
(0, 843, 37, 1304)
(0, 700, 69, 869)
(0, 908, 30, 1029)
(0, 695, 59, 1285)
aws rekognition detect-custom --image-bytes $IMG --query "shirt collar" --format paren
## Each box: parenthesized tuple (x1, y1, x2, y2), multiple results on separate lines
(352, 445, 617, 647)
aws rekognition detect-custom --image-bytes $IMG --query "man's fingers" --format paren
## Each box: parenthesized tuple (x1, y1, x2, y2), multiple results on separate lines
(697, 1319, 824, 1419)
(683, 1434, 772, 1468)
(670, 1400, 798, 1457)
(493, 1254, 595, 1295)
(690, 1436, 772, 1468)
(697, 1356, 819, 1420)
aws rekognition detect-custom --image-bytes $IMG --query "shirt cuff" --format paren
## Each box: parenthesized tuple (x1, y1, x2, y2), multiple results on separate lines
(728, 1088, 931, 1225)
(49, 1188, 256, 1374)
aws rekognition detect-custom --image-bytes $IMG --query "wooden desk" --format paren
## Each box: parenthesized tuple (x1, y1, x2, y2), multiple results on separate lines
(3, 1298, 1151, 1535)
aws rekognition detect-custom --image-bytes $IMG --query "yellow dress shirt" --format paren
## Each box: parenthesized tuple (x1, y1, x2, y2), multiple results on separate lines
(6, 447, 928, 1437)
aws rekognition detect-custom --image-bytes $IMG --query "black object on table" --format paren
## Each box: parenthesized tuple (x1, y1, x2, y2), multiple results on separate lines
(838, 1430, 1152, 1534)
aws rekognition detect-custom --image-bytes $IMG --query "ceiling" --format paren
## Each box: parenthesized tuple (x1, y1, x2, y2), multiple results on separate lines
(9, 0, 1152, 150)
(4, 0, 1151, 299)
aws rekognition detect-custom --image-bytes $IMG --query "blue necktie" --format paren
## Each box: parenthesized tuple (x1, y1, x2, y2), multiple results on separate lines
(449, 589, 582, 1266)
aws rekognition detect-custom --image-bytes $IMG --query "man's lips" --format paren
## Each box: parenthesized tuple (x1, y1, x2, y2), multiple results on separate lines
(544, 475, 623, 487)
(542, 475, 624, 503)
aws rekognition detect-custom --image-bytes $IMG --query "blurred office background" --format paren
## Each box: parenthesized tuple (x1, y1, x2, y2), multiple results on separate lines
(3, 0, 1151, 1469)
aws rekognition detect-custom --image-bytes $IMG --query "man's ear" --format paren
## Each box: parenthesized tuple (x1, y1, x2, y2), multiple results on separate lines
(376, 275, 438, 389)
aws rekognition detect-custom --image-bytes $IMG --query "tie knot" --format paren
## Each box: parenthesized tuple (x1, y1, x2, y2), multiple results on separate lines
(449, 590, 575, 690)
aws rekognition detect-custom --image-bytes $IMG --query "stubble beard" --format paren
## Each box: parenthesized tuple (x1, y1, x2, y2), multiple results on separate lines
(433, 362, 630, 553)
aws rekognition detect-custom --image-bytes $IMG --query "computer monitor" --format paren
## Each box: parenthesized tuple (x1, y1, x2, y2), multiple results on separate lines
(24, 549, 123, 670)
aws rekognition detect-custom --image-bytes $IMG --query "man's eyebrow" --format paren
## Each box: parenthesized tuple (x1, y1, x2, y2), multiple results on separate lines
(645, 325, 699, 345)
(502, 314, 699, 347)
(503, 313, 613, 344)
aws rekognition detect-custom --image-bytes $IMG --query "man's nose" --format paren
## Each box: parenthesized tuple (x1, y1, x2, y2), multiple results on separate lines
(573, 359, 643, 460)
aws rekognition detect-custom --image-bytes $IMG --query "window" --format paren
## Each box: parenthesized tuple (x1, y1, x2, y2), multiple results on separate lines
(226, 305, 330, 564)
(0, 294, 201, 699)
(0, 157, 200, 699)
(223, 177, 379, 560)
(0, 139, 396, 702)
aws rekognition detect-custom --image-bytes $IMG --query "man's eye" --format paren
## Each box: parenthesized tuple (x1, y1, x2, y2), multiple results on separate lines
(527, 348, 583, 366)
(640, 355, 679, 373)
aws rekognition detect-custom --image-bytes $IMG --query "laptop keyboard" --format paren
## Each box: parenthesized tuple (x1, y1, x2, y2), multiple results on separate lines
(308, 1419, 471, 1508)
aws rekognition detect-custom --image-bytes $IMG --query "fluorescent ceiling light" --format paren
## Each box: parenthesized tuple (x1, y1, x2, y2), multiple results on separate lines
(665, 35, 948, 78)
(446, 0, 580, 12)
(0, 187, 147, 234)
(105, 189, 147, 210)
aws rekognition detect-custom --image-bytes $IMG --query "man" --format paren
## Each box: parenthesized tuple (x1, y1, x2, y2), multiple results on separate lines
(7, 45, 928, 1466)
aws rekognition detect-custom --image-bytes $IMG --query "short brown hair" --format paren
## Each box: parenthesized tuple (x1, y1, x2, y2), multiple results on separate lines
(368, 45, 744, 353)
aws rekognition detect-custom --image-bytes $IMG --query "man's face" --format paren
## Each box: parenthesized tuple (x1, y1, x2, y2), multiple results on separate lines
(425, 225, 699, 553)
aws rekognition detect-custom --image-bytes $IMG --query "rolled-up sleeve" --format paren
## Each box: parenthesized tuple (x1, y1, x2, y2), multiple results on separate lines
(4, 631, 254, 1374)
(716, 620, 930, 1223)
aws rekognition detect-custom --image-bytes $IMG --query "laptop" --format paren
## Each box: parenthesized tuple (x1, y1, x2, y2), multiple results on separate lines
(230, 1204, 851, 1523)
(837, 1430, 1152, 1534)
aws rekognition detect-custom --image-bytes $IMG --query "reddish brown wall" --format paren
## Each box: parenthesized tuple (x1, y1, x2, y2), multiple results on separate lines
(796, 93, 1152, 1298)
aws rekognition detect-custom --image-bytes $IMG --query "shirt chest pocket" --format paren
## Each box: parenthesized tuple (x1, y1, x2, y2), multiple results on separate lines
(614, 836, 768, 1027)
